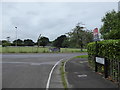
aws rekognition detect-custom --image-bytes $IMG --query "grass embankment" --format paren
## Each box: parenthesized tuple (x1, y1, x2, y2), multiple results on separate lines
(0, 47, 87, 53)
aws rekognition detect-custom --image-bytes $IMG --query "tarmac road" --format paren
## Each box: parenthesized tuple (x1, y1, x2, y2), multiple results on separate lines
(2, 53, 86, 88)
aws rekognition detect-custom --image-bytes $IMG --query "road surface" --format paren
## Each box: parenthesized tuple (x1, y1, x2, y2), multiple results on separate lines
(2, 53, 86, 88)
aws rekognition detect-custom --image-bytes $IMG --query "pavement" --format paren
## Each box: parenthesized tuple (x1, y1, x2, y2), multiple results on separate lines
(2, 53, 86, 89)
(65, 58, 119, 89)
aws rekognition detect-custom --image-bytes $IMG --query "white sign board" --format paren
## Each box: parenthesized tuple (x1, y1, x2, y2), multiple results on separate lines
(96, 57, 105, 65)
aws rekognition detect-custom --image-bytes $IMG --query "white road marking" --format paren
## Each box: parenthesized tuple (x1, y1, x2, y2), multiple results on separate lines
(2, 62, 54, 65)
(46, 58, 64, 90)
(77, 74, 87, 78)
(79, 61, 88, 64)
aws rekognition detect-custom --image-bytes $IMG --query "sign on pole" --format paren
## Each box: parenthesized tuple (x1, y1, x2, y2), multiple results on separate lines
(93, 28, 99, 41)
(96, 57, 105, 65)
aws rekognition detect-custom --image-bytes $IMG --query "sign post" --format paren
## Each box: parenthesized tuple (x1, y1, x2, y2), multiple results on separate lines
(93, 28, 108, 78)
(93, 28, 99, 72)
(96, 57, 108, 78)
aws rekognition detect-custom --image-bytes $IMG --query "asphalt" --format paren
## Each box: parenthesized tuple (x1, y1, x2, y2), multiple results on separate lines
(65, 58, 118, 89)
(2, 53, 86, 88)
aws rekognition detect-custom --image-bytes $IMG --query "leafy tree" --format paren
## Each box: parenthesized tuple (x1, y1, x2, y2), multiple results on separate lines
(67, 24, 93, 50)
(53, 35, 67, 48)
(62, 37, 70, 48)
(100, 10, 120, 39)
(2, 40, 11, 47)
(13, 39, 23, 46)
(37, 37, 49, 47)
(24, 39, 34, 46)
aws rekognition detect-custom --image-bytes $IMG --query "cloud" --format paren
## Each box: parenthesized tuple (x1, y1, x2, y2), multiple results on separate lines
(2, 2, 118, 42)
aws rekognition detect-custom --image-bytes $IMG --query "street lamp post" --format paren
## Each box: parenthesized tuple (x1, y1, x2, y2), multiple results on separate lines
(15, 27, 17, 46)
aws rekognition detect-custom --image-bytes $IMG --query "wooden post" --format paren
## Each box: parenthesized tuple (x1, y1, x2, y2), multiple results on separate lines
(104, 58, 108, 78)
(95, 41, 98, 72)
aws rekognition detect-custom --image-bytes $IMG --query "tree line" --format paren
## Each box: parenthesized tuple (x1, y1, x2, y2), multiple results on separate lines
(1, 24, 93, 50)
(1, 10, 119, 49)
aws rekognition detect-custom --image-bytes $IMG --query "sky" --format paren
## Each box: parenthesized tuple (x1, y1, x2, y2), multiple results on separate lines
(1, 1, 118, 42)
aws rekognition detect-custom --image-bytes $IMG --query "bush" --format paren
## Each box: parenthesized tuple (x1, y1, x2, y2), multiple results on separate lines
(87, 40, 120, 61)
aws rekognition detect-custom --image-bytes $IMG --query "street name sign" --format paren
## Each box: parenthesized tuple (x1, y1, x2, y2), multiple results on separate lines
(96, 57, 105, 65)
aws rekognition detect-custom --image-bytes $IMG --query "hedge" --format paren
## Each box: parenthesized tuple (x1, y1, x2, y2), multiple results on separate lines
(87, 39, 120, 82)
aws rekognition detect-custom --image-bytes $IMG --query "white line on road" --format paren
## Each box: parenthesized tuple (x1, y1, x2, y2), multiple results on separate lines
(46, 58, 64, 90)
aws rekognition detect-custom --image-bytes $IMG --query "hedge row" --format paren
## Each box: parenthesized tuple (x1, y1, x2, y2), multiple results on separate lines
(87, 39, 120, 82)
(87, 39, 120, 62)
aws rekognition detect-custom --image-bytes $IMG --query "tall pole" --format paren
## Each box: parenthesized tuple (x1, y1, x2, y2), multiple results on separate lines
(6, 37, 10, 42)
(15, 27, 17, 46)
(118, 1, 120, 12)
(37, 34, 41, 53)
(38, 34, 41, 47)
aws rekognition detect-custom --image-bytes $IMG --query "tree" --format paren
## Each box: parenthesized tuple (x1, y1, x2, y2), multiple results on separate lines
(13, 39, 23, 46)
(37, 37, 49, 47)
(67, 24, 93, 50)
(2, 40, 11, 47)
(100, 10, 120, 39)
(53, 35, 67, 48)
(24, 39, 34, 46)
(62, 37, 70, 48)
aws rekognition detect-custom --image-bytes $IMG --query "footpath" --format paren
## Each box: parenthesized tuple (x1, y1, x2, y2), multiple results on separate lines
(65, 58, 119, 89)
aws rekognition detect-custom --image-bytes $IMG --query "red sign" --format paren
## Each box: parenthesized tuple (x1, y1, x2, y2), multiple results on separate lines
(93, 28, 99, 41)
(93, 28, 98, 35)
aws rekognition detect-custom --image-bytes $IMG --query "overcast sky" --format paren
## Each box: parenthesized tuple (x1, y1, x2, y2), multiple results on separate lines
(1, 2, 118, 42)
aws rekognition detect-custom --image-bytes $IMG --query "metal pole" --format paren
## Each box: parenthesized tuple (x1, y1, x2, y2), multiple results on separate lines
(15, 27, 17, 46)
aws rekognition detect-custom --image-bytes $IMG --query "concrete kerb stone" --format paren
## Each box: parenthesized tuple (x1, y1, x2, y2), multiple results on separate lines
(62, 57, 76, 88)
(49, 60, 64, 88)
(63, 59, 73, 88)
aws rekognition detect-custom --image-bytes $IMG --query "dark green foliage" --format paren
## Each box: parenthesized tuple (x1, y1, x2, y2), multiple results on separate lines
(87, 40, 120, 60)
(67, 25, 93, 49)
(2, 40, 11, 47)
(100, 10, 120, 39)
(37, 36, 49, 47)
(62, 37, 70, 48)
(53, 35, 67, 48)
(13, 39, 24, 46)
(24, 39, 34, 46)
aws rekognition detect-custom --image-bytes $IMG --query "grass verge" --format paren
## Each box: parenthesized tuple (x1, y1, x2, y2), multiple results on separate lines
(1, 47, 87, 53)
(60, 54, 88, 89)
(60, 61, 68, 89)
(75, 55, 88, 58)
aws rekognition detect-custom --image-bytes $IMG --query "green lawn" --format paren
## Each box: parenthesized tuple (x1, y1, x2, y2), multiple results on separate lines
(0, 47, 87, 53)
(61, 48, 87, 53)
(75, 55, 88, 58)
